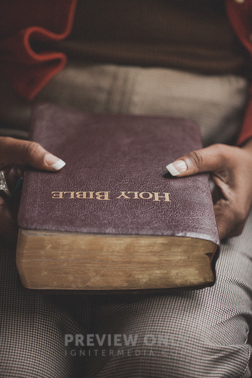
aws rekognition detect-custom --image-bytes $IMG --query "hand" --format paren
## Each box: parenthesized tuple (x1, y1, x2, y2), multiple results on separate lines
(167, 141, 252, 240)
(0, 137, 66, 245)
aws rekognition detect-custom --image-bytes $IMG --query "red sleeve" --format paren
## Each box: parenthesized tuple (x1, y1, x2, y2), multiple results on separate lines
(226, 0, 252, 146)
(0, 0, 77, 101)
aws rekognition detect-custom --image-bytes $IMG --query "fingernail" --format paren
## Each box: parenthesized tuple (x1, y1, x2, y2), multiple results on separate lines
(44, 154, 66, 170)
(166, 160, 187, 176)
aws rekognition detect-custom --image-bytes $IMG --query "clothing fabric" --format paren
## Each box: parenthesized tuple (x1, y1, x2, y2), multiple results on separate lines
(0, 0, 252, 145)
(36, 62, 249, 147)
(0, 63, 252, 377)
(3, 223, 252, 378)
(44, 0, 251, 76)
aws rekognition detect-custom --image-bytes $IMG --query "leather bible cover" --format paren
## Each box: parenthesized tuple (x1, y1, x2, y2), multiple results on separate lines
(18, 102, 219, 245)
(17, 103, 220, 292)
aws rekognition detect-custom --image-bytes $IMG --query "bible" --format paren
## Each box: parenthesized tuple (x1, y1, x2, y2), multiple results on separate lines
(16, 102, 220, 292)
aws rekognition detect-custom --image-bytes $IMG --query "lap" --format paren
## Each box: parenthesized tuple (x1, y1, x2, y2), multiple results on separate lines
(1, 213, 252, 377)
(0, 244, 91, 378)
(84, 210, 252, 377)
(1, 64, 251, 377)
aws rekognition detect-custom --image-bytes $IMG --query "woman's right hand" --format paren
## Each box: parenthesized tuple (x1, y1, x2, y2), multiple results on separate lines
(0, 136, 66, 245)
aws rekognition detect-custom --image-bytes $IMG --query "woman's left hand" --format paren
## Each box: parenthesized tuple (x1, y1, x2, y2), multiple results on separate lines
(0, 137, 66, 245)
(167, 140, 252, 240)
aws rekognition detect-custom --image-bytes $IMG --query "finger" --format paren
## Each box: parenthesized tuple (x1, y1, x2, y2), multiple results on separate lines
(0, 197, 18, 245)
(0, 137, 66, 171)
(166, 144, 229, 177)
(225, 221, 246, 239)
(214, 199, 231, 240)
(214, 199, 248, 240)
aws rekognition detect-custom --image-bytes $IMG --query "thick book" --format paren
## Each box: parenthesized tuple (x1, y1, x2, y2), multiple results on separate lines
(16, 103, 220, 292)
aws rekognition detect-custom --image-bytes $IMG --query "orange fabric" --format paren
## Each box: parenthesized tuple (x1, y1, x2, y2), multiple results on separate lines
(0, 0, 77, 100)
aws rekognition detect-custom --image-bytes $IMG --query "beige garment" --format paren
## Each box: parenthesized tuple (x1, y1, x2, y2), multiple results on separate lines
(0, 61, 249, 146)
(38, 62, 249, 146)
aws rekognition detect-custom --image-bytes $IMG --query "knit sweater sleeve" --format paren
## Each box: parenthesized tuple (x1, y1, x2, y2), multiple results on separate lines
(0, 0, 77, 101)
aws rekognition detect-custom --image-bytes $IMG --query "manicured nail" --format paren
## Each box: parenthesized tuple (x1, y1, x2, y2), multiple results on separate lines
(44, 154, 66, 170)
(166, 160, 187, 176)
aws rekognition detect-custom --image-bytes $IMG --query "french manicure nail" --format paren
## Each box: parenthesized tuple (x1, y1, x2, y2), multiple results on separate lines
(44, 154, 66, 170)
(50, 159, 66, 170)
(166, 160, 187, 176)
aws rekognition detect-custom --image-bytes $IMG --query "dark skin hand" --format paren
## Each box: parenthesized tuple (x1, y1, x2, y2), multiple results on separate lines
(1, 136, 252, 244)
(0, 137, 65, 245)
(167, 139, 252, 240)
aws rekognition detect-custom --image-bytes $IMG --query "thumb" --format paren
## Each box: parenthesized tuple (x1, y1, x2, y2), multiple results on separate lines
(166, 144, 224, 177)
(0, 137, 66, 171)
